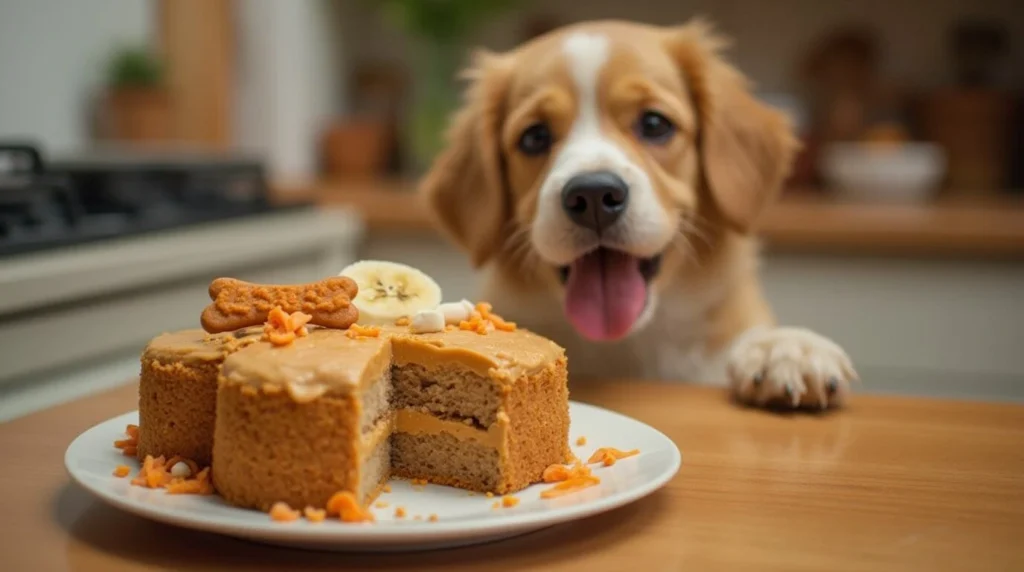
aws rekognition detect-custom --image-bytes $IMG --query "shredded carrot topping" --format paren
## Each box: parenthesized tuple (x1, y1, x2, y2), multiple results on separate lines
(394, 506, 407, 518)
(346, 324, 381, 339)
(587, 447, 640, 467)
(540, 475, 601, 499)
(113, 424, 139, 456)
(394, 316, 411, 326)
(263, 306, 312, 346)
(304, 506, 327, 523)
(126, 455, 213, 495)
(502, 495, 520, 508)
(113, 465, 131, 478)
(269, 502, 300, 522)
(539, 461, 602, 498)
(456, 302, 517, 335)
(325, 491, 374, 522)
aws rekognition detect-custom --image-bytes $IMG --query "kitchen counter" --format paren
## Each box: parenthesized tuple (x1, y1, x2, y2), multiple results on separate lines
(5, 381, 1023, 571)
(275, 179, 1024, 258)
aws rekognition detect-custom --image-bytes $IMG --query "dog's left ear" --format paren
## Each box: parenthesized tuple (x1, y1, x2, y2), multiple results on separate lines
(664, 20, 800, 232)
(419, 50, 513, 268)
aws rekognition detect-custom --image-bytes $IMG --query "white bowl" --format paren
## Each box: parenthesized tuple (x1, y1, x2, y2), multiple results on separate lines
(821, 142, 946, 202)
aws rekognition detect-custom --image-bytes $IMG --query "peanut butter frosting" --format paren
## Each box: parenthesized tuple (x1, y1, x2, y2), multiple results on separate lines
(219, 324, 565, 401)
(220, 328, 392, 398)
(144, 327, 263, 363)
(390, 327, 565, 380)
(394, 409, 506, 448)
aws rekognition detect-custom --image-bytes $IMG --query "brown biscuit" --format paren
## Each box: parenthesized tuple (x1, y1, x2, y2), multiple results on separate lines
(200, 277, 359, 333)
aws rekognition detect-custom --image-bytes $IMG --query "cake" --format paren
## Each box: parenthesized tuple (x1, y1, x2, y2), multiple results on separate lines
(130, 261, 572, 514)
(136, 327, 261, 465)
(211, 325, 569, 511)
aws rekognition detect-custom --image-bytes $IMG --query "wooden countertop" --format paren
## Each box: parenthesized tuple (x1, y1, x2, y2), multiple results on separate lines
(4, 382, 1023, 571)
(276, 179, 1024, 258)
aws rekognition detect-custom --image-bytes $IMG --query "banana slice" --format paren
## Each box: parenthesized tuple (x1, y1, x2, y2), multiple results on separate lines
(339, 260, 442, 325)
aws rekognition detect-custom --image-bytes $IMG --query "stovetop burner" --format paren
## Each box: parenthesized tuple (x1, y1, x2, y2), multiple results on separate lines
(0, 142, 309, 257)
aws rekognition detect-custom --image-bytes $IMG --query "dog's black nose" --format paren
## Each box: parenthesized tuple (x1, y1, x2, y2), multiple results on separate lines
(561, 171, 629, 233)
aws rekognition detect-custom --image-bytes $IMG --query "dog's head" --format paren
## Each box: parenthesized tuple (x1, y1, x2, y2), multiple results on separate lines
(421, 19, 798, 342)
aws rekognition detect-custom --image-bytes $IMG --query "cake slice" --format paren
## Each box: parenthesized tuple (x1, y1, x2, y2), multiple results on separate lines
(211, 328, 392, 511)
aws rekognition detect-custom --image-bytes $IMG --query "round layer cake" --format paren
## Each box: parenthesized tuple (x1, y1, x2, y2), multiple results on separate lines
(137, 327, 261, 465)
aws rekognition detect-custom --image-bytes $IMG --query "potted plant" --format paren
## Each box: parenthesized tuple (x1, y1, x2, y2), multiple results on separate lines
(101, 45, 171, 142)
(371, 0, 518, 173)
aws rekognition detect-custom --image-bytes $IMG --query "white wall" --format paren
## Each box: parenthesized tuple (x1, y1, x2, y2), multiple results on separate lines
(0, 0, 155, 155)
(234, 0, 347, 182)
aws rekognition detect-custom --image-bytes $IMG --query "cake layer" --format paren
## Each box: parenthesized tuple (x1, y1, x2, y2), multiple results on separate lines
(391, 362, 501, 426)
(393, 408, 505, 447)
(391, 432, 502, 492)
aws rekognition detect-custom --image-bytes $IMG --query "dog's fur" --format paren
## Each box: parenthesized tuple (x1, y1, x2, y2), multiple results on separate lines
(420, 19, 856, 409)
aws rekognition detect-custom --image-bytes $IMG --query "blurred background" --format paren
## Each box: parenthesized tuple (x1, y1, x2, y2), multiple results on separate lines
(1, 0, 1022, 420)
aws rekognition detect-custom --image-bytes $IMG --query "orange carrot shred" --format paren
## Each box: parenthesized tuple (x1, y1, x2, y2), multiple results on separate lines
(304, 507, 326, 522)
(269, 502, 300, 522)
(113, 465, 131, 478)
(326, 491, 374, 522)
(587, 447, 640, 467)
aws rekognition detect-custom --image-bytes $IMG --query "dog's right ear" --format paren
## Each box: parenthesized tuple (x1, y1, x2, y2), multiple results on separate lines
(419, 50, 513, 268)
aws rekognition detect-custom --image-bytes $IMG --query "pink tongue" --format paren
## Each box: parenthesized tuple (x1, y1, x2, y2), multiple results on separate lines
(563, 249, 647, 341)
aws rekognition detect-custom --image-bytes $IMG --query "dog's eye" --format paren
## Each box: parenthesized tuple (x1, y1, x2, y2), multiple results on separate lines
(635, 110, 675, 144)
(517, 123, 552, 156)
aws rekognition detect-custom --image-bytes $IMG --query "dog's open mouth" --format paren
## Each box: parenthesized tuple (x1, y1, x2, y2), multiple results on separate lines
(557, 248, 662, 342)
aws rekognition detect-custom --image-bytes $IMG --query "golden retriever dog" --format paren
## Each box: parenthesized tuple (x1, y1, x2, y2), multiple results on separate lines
(419, 19, 856, 409)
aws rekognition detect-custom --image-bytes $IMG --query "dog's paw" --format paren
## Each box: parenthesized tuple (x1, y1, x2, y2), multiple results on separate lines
(728, 327, 857, 409)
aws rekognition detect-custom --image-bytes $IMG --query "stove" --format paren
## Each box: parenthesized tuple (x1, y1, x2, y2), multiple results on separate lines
(0, 142, 311, 258)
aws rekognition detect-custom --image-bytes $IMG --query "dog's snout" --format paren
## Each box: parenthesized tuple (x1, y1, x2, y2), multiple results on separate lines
(561, 171, 629, 233)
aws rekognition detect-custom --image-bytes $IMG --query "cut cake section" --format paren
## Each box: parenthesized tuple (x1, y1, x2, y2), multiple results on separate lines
(211, 328, 392, 511)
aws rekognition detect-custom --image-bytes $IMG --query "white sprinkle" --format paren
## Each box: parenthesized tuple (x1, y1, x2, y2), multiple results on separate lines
(410, 309, 445, 334)
(170, 461, 191, 478)
(439, 302, 472, 325)
(459, 299, 475, 314)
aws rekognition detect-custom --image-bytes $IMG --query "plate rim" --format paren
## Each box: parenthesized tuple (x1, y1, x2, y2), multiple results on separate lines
(65, 401, 681, 544)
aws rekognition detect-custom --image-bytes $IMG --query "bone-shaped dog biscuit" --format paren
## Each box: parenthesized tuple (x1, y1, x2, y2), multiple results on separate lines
(200, 277, 359, 334)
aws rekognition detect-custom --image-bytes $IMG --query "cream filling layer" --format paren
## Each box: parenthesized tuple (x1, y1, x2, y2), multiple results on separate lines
(359, 414, 394, 459)
(393, 408, 506, 448)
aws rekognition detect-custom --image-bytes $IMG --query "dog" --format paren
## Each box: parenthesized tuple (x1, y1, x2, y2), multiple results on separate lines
(419, 19, 856, 409)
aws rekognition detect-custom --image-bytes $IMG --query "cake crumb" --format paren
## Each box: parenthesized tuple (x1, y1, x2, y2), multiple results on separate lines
(113, 465, 131, 478)
(270, 502, 300, 522)
(394, 316, 411, 326)
(410, 478, 428, 486)
(382, 484, 392, 493)
(485, 492, 494, 498)
(491, 501, 501, 510)
(576, 436, 587, 446)
(587, 447, 640, 467)
(374, 501, 389, 509)
(346, 324, 381, 339)
(502, 495, 519, 508)
(394, 506, 407, 518)
(304, 506, 326, 522)
(428, 514, 439, 522)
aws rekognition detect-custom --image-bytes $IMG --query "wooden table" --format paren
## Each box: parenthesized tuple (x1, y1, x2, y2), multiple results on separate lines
(3, 382, 1022, 571)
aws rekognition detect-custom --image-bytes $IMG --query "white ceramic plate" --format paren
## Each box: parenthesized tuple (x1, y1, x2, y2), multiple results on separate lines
(65, 402, 681, 552)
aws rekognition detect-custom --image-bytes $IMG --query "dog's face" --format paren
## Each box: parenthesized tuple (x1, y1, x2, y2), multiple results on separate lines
(421, 20, 797, 342)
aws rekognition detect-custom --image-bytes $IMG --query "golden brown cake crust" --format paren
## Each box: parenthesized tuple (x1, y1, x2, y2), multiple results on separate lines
(212, 380, 363, 511)
(136, 327, 261, 465)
